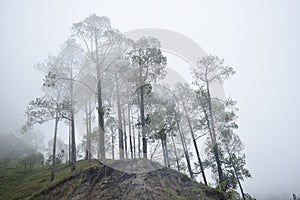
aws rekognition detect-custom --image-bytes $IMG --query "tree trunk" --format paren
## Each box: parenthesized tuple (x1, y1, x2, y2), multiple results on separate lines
(164, 139, 170, 168)
(69, 121, 71, 164)
(213, 144, 223, 182)
(95, 33, 105, 160)
(87, 99, 92, 160)
(70, 70, 76, 171)
(71, 112, 76, 171)
(85, 109, 89, 160)
(171, 133, 180, 172)
(50, 113, 59, 181)
(97, 79, 105, 160)
(230, 154, 246, 200)
(160, 136, 169, 168)
(140, 87, 147, 159)
(116, 78, 124, 159)
(202, 102, 223, 185)
(161, 138, 167, 167)
(132, 111, 136, 158)
(206, 82, 223, 183)
(138, 114, 141, 158)
(236, 169, 246, 200)
(122, 107, 128, 159)
(182, 102, 207, 185)
(111, 127, 115, 160)
(176, 119, 193, 179)
(193, 137, 207, 185)
(150, 140, 160, 160)
(128, 105, 133, 159)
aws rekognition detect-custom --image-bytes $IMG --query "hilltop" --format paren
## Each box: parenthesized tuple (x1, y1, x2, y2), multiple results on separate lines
(0, 159, 227, 200)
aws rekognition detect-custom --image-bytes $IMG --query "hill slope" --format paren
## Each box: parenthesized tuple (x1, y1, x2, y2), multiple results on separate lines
(0, 159, 227, 200)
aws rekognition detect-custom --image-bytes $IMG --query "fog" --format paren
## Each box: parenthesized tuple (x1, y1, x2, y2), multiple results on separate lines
(0, 0, 300, 199)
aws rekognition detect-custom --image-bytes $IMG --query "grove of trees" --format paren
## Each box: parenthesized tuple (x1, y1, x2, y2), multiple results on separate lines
(22, 13, 252, 199)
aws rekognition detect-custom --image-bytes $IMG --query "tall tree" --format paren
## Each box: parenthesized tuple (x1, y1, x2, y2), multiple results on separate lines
(59, 39, 82, 171)
(127, 37, 167, 158)
(147, 85, 195, 176)
(175, 113, 194, 179)
(127, 101, 134, 159)
(41, 39, 83, 171)
(23, 38, 84, 178)
(105, 116, 117, 159)
(192, 55, 235, 184)
(147, 86, 175, 167)
(156, 84, 194, 179)
(219, 99, 251, 199)
(75, 72, 96, 160)
(71, 14, 124, 160)
(202, 98, 251, 198)
(173, 83, 208, 185)
(108, 57, 131, 159)
(23, 91, 71, 181)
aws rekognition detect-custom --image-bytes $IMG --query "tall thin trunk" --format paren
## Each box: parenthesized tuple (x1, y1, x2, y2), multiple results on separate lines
(161, 138, 167, 167)
(132, 111, 136, 158)
(237, 177, 246, 200)
(111, 127, 115, 159)
(176, 119, 193, 179)
(228, 151, 246, 200)
(193, 137, 207, 184)
(206, 81, 223, 183)
(85, 109, 89, 160)
(140, 87, 147, 158)
(116, 77, 124, 159)
(182, 103, 207, 185)
(171, 133, 180, 172)
(122, 107, 128, 159)
(70, 67, 76, 171)
(150, 140, 160, 160)
(87, 99, 92, 160)
(71, 113, 76, 171)
(69, 121, 71, 164)
(97, 79, 105, 160)
(138, 114, 141, 158)
(128, 105, 133, 159)
(164, 139, 170, 168)
(213, 145, 222, 182)
(233, 162, 246, 200)
(51, 113, 59, 181)
(95, 33, 105, 160)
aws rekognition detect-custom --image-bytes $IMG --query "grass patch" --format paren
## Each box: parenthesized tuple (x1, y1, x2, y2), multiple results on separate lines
(0, 159, 98, 200)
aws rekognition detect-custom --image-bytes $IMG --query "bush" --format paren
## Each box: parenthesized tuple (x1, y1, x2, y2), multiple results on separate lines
(19, 153, 44, 169)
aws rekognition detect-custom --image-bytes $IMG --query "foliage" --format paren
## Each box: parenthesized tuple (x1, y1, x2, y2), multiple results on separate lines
(203, 98, 251, 192)
(192, 55, 235, 85)
(0, 132, 43, 161)
(22, 97, 71, 132)
(20, 153, 44, 169)
(127, 36, 167, 86)
(46, 138, 69, 164)
(20, 14, 253, 197)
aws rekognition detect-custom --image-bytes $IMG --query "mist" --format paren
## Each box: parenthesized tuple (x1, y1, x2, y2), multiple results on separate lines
(0, 1, 300, 199)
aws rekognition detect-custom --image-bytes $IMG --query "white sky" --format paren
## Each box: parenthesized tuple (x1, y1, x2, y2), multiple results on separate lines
(0, 0, 300, 199)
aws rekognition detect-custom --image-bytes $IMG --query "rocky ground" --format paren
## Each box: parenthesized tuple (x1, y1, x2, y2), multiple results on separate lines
(33, 159, 226, 200)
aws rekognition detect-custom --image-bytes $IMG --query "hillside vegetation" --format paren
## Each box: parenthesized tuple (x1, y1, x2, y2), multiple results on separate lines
(0, 159, 231, 200)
